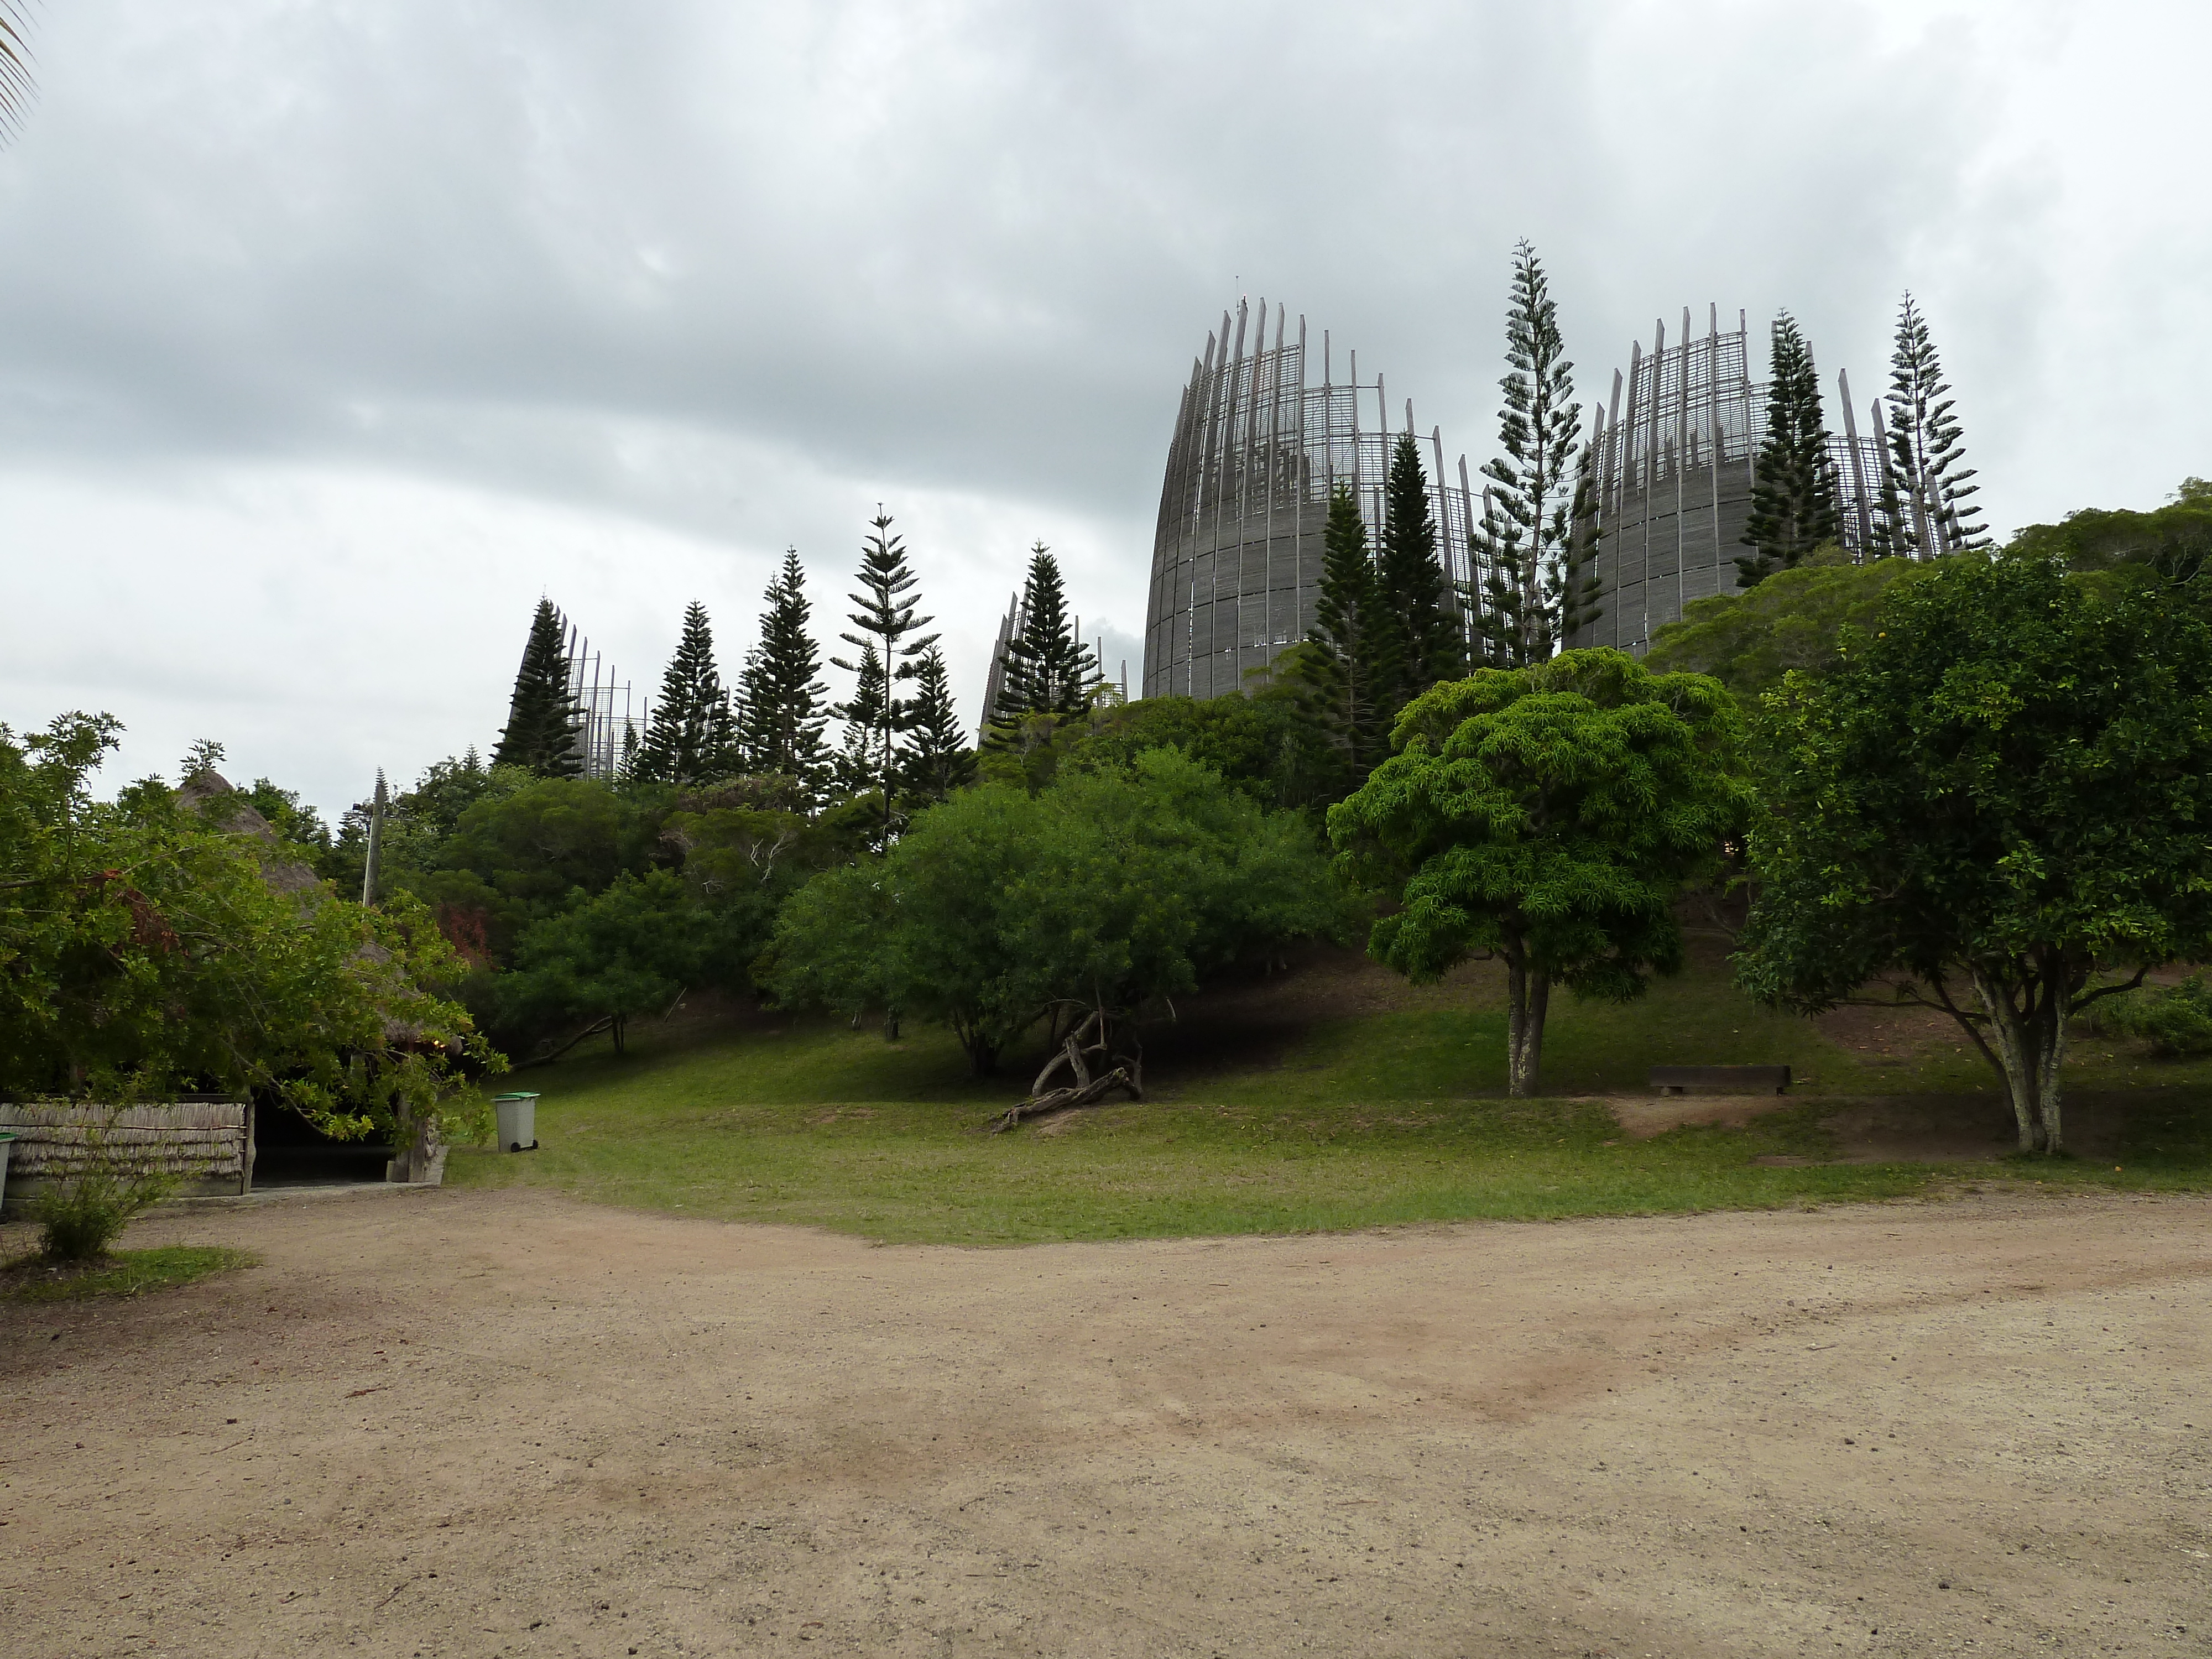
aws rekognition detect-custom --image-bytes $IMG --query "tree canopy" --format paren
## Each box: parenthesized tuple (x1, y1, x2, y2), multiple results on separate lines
(0, 715, 486, 1144)
(1330, 650, 1749, 1095)
(765, 748, 1353, 1076)
(1735, 552, 2212, 1152)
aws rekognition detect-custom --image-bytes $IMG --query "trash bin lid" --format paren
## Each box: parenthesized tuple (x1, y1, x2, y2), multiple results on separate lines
(492, 1093, 540, 1103)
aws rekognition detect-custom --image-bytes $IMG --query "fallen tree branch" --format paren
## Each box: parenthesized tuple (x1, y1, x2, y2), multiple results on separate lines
(990, 1065, 1141, 1134)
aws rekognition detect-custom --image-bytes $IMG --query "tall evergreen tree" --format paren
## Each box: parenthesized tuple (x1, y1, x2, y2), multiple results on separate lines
(1736, 311, 1842, 588)
(899, 645, 975, 804)
(833, 512, 938, 821)
(492, 598, 584, 777)
(1474, 241, 1598, 667)
(1879, 293, 1988, 558)
(987, 545, 1098, 735)
(1377, 432, 1466, 702)
(834, 641, 890, 801)
(1302, 485, 1388, 767)
(739, 547, 832, 795)
(636, 601, 737, 786)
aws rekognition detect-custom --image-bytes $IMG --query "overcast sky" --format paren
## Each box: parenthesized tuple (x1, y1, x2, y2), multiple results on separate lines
(4, 0, 2207, 818)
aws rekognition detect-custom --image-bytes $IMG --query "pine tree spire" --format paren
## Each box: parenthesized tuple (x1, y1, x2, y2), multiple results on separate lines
(1474, 240, 1596, 667)
(740, 547, 832, 799)
(833, 511, 937, 822)
(492, 598, 584, 777)
(1303, 484, 1387, 767)
(1737, 311, 1841, 588)
(834, 641, 890, 801)
(1377, 432, 1465, 706)
(985, 545, 1098, 740)
(636, 600, 736, 786)
(1880, 293, 1987, 558)
(898, 645, 975, 804)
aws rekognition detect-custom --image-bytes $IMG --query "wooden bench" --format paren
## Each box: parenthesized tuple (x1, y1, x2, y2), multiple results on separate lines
(1648, 1065, 1791, 1096)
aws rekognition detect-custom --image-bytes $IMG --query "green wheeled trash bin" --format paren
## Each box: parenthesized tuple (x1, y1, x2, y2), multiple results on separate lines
(493, 1093, 540, 1153)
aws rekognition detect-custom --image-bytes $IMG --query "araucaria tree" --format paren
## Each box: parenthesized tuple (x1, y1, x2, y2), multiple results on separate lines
(833, 512, 938, 822)
(1735, 554, 2212, 1154)
(1377, 433, 1466, 705)
(635, 600, 736, 786)
(899, 645, 974, 805)
(492, 599, 584, 777)
(1736, 312, 1840, 588)
(738, 547, 832, 796)
(1330, 651, 1749, 1097)
(988, 545, 1098, 731)
(1301, 485, 1389, 767)
(833, 641, 890, 802)
(1475, 241, 1599, 669)
(1879, 293, 1987, 558)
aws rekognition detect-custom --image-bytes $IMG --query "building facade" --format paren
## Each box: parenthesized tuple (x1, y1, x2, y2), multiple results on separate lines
(1568, 305, 1893, 652)
(1141, 299, 1483, 700)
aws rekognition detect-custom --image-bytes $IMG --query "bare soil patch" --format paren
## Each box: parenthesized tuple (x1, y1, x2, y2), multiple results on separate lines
(3, 1189, 2206, 1657)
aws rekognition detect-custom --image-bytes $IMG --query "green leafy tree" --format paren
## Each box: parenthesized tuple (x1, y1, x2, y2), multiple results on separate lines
(493, 599, 584, 776)
(496, 872, 702, 1057)
(1475, 241, 1599, 667)
(899, 645, 975, 805)
(0, 716, 490, 1145)
(1735, 554, 2212, 1154)
(636, 601, 737, 786)
(738, 548, 833, 796)
(2008, 482, 2212, 586)
(1879, 293, 1987, 558)
(766, 749, 1353, 1077)
(1330, 651, 1749, 1096)
(834, 512, 938, 826)
(1737, 312, 1841, 587)
(1644, 546, 1927, 705)
(1377, 433, 1467, 703)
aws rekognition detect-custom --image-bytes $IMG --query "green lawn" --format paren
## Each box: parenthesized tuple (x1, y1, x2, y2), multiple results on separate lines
(1, 1245, 259, 1303)
(448, 950, 2212, 1245)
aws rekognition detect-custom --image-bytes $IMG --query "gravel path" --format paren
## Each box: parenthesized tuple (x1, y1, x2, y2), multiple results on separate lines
(3, 1186, 2206, 1656)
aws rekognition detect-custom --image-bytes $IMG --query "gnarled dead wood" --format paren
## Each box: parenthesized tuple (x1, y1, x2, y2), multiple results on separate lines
(990, 1065, 1140, 1133)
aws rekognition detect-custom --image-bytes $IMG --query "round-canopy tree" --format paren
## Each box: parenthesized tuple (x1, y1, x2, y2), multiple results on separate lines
(1329, 650, 1750, 1096)
(1735, 552, 2212, 1154)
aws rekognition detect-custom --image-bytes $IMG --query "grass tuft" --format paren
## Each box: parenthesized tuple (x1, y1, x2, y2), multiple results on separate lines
(2, 1245, 259, 1302)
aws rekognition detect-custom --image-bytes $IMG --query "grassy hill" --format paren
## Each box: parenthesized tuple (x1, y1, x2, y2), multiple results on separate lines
(447, 935, 2212, 1243)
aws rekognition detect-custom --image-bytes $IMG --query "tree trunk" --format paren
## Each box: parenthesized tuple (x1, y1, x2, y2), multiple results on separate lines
(1505, 954, 1551, 1098)
(611, 1013, 628, 1057)
(1968, 965, 2066, 1154)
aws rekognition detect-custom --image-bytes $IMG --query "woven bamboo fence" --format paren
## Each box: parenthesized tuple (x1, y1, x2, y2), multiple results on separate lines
(0, 1102, 252, 1211)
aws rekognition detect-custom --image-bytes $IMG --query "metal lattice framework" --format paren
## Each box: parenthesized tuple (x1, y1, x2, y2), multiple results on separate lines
(554, 609, 644, 780)
(1571, 306, 1895, 651)
(1142, 299, 1483, 700)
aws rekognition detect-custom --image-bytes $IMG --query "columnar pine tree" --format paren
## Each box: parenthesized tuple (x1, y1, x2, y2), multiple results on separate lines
(1879, 293, 1987, 558)
(1303, 485, 1388, 767)
(987, 545, 1099, 734)
(492, 598, 585, 776)
(898, 645, 975, 804)
(1474, 241, 1597, 667)
(1736, 312, 1841, 588)
(833, 512, 938, 824)
(834, 642, 890, 801)
(739, 547, 832, 796)
(636, 601, 737, 786)
(1378, 432, 1466, 704)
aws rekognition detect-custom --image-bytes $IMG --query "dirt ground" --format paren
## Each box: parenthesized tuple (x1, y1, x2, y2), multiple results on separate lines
(3, 1188, 2208, 1658)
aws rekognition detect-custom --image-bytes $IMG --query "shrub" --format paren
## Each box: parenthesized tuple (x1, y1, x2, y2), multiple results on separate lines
(33, 1165, 174, 1261)
(2080, 973, 2212, 1056)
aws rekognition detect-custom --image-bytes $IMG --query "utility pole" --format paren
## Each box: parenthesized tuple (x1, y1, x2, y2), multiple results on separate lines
(360, 770, 388, 905)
